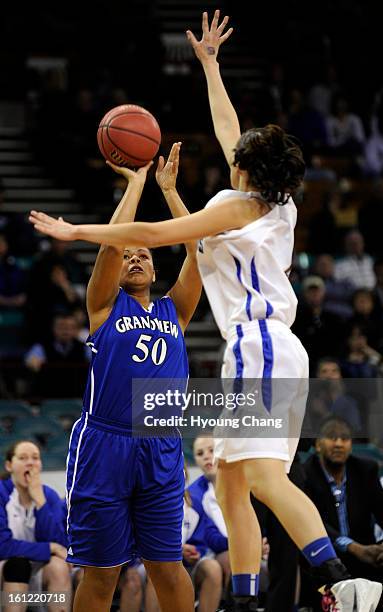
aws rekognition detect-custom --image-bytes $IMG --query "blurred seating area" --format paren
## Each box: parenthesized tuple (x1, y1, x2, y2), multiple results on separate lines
(0, 398, 81, 470)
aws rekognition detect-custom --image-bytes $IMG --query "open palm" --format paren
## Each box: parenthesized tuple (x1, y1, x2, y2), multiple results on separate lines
(156, 142, 181, 191)
(186, 9, 233, 63)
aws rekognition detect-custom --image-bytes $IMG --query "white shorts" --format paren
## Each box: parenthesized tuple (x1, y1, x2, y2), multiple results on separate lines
(214, 319, 309, 472)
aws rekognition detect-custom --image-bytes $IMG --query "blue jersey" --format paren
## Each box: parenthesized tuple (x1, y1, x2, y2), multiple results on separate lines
(82, 289, 188, 426)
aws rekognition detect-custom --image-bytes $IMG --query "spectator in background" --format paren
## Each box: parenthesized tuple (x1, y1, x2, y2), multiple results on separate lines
(26, 256, 82, 342)
(341, 324, 382, 379)
(313, 254, 353, 319)
(363, 95, 383, 178)
(310, 358, 361, 433)
(0, 440, 71, 612)
(308, 64, 340, 118)
(286, 88, 328, 158)
(334, 229, 376, 289)
(302, 418, 383, 610)
(0, 185, 38, 257)
(349, 289, 383, 352)
(326, 95, 366, 156)
(307, 188, 343, 255)
(292, 276, 346, 374)
(190, 437, 231, 589)
(0, 234, 27, 310)
(24, 313, 89, 399)
(182, 463, 227, 612)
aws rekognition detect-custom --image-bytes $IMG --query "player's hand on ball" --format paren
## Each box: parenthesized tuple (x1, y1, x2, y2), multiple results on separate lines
(186, 9, 233, 63)
(29, 211, 77, 241)
(156, 142, 181, 192)
(106, 159, 153, 184)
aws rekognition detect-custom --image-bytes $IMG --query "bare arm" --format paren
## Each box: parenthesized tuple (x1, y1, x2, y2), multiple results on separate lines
(29, 197, 245, 249)
(155, 143, 202, 331)
(86, 161, 152, 333)
(187, 10, 240, 167)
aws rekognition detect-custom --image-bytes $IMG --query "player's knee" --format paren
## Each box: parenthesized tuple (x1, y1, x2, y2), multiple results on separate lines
(44, 556, 71, 587)
(198, 559, 222, 586)
(83, 566, 120, 596)
(250, 470, 289, 504)
(145, 560, 184, 589)
(120, 568, 142, 597)
(3, 558, 32, 583)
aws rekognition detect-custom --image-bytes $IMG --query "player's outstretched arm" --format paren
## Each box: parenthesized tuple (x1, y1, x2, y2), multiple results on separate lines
(29, 195, 248, 249)
(156, 142, 202, 331)
(186, 10, 239, 167)
(86, 160, 152, 333)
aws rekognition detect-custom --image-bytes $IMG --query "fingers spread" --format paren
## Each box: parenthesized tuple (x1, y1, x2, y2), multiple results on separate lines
(212, 9, 220, 31)
(220, 27, 234, 43)
(217, 15, 230, 35)
(202, 11, 209, 35)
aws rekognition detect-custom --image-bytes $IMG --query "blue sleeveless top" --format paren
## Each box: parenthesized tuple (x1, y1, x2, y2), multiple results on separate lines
(82, 289, 188, 427)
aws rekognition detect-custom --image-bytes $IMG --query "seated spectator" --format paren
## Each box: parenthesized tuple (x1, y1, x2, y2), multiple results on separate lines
(0, 440, 71, 611)
(191, 436, 231, 589)
(182, 466, 227, 612)
(313, 254, 353, 319)
(307, 190, 342, 255)
(286, 88, 328, 158)
(326, 95, 366, 156)
(24, 314, 89, 399)
(302, 418, 383, 610)
(0, 234, 27, 310)
(310, 357, 362, 433)
(292, 276, 346, 374)
(0, 187, 38, 257)
(334, 229, 376, 290)
(341, 324, 382, 378)
(26, 259, 82, 343)
(349, 288, 383, 352)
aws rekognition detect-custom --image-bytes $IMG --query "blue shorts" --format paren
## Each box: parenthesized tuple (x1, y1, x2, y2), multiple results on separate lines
(66, 412, 184, 567)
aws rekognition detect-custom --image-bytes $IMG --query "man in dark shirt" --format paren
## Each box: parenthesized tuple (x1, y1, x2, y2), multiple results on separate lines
(303, 418, 383, 609)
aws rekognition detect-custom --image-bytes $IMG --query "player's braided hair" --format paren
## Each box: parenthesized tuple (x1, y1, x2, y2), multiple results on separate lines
(233, 124, 305, 205)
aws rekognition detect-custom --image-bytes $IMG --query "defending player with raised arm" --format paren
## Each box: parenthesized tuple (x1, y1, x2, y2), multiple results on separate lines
(30, 11, 383, 612)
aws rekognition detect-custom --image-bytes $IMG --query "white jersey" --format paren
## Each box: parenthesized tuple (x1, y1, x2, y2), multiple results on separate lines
(197, 189, 298, 339)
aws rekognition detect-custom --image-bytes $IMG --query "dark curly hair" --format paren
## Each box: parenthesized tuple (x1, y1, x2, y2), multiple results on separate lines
(233, 124, 305, 205)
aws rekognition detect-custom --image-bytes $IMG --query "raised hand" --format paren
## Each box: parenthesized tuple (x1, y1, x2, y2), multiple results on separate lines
(25, 466, 46, 509)
(29, 211, 77, 241)
(155, 142, 181, 192)
(106, 159, 153, 185)
(186, 9, 233, 64)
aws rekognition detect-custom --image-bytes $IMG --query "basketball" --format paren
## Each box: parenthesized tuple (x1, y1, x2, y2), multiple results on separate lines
(97, 104, 161, 167)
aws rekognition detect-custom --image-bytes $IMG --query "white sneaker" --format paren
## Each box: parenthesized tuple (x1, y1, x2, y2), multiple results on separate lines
(324, 578, 383, 612)
(329, 579, 356, 611)
(353, 578, 382, 611)
(320, 579, 355, 611)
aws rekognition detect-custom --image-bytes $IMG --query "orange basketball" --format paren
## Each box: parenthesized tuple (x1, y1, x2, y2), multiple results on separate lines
(97, 104, 161, 167)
